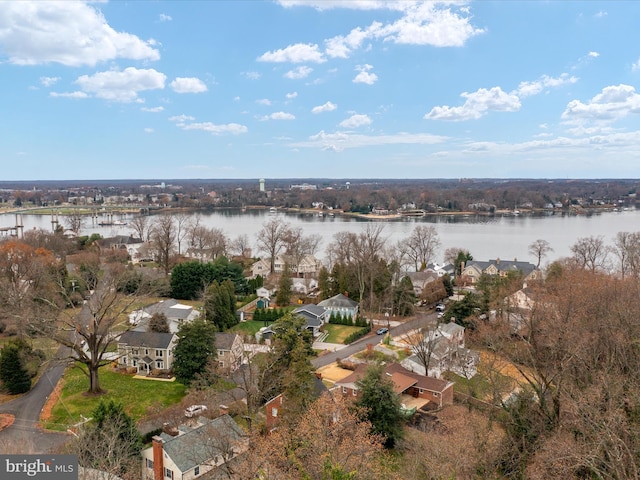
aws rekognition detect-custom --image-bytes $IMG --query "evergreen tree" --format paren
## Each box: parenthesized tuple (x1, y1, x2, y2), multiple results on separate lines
(0, 341, 31, 394)
(173, 319, 217, 385)
(317, 266, 330, 301)
(204, 280, 238, 331)
(276, 264, 293, 306)
(356, 365, 404, 448)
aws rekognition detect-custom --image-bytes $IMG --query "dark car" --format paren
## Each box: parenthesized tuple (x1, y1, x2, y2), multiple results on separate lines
(376, 327, 389, 335)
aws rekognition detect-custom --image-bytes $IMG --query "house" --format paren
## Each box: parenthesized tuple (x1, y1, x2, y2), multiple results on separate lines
(333, 363, 454, 410)
(405, 271, 439, 296)
(318, 293, 359, 319)
(425, 262, 456, 278)
(142, 414, 246, 480)
(117, 331, 177, 373)
(129, 299, 200, 333)
(95, 235, 144, 260)
(265, 374, 329, 432)
(461, 258, 540, 284)
(250, 255, 323, 278)
(214, 333, 244, 373)
(291, 277, 319, 295)
(401, 322, 479, 379)
(292, 304, 328, 337)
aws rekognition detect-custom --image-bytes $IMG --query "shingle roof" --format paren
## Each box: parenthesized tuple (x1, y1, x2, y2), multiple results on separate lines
(465, 259, 537, 276)
(215, 333, 240, 351)
(293, 305, 326, 318)
(119, 330, 175, 349)
(335, 363, 453, 394)
(160, 415, 245, 473)
(318, 293, 358, 309)
(144, 299, 195, 320)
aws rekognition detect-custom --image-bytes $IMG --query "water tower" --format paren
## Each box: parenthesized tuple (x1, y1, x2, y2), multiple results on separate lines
(259, 178, 265, 192)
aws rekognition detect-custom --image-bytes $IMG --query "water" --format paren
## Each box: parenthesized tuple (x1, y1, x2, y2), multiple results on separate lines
(3, 208, 639, 266)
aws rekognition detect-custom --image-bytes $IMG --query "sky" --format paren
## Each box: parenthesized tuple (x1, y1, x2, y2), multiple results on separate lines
(2, 1, 640, 181)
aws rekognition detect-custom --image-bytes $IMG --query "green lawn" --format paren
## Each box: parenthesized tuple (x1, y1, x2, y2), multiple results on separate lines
(44, 364, 186, 431)
(442, 369, 512, 403)
(229, 320, 267, 336)
(323, 324, 365, 344)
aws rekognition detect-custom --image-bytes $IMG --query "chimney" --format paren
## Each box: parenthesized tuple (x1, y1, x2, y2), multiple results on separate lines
(152, 436, 164, 480)
(314, 372, 322, 380)
(219, 404, 229, 417)
(496, 258, 500, 265)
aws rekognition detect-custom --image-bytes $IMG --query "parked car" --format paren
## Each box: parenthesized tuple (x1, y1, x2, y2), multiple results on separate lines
(184, 405, 208, 418)
(435, 303, 446, 312)
(376, 327, 389, 335)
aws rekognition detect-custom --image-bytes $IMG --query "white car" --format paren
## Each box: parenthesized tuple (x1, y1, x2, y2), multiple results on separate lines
(184, 405, 208, 418)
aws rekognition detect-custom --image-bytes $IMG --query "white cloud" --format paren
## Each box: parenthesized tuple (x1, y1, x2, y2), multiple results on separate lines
(286, 91, 298, 99)
(517, 73, 578, 98)
(339, 114, 372, 128)
(169, 114, 196, 124)
(588, 51, 600, 58)
(75, 67, 166, 102)
(144, 128, 154, 133)
(633, 59, 640, 72)
(260, 112, 296, 121)
(258, 43, 325, 63)
(243, 71, 261, 80)
(257, 98, 272, 106)
(159, 13, 172, 22)
(312, 101, 337, 114)
(0, 2, 159, 66)
(353, 71, 378, 85)
(284, 66, 313, 79)
(291, 130, 447, 152)
(49, 91, 89, 99)
(425, 86, 521, 121)
(40, 76, 60, 87)
(562, 84, 640, 127)
(141, 106, 164, 113)
(170, 77, 207, 94)
(181, 122, 249, 135)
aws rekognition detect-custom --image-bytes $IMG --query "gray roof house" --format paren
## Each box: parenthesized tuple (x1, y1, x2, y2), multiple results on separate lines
(292, 305, 328, 337)
(129, 299, 200, 333)
(141, 414, 247, 480)
(214, 333, 244, 373)
(318, 293, 359, 319)
(117, 331, 177, 373)
(461, 259, 540, 284)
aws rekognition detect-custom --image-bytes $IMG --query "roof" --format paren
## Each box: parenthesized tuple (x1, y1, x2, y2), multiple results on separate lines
(96, 236, 143, 248)
(464, 259, 537, 276)
(293, 304, 326, 318)
(158, 415, 245, 474)
(318, 293, 358, 309)
(143, 299, 195, 320)
(438, 322, 465, 337)
(215, 333, 240, 351)
(119, 330, 175, 349)
(335, 363, 453, 395)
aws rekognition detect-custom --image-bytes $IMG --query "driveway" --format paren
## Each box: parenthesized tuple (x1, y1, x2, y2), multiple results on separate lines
(0, 346, 72, 453)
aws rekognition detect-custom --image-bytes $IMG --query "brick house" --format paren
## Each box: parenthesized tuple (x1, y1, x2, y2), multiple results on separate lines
(333, 363, 454, 409)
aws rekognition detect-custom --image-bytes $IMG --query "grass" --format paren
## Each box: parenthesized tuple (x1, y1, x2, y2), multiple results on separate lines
(44, 364, 186, 431)
(442, 369, 511, 403)
(323, 324, 362, 344)
(229, 320, 267, 336)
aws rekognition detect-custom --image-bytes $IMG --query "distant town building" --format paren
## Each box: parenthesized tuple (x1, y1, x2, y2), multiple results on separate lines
(259, 178, 265, 192)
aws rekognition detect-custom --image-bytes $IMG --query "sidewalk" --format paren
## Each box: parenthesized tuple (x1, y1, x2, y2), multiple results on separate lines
(312, 341, 348, 352)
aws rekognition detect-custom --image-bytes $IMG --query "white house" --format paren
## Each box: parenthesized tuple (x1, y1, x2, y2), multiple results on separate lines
(141, 415, 246, 480)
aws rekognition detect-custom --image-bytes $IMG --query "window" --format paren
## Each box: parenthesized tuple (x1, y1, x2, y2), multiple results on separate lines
(194, 466, 200, 476)
(156, 360, 164, 369)
(342, 387, 347, 394)
(352, 388, 357, 396)
(145, 349, 149, 355)
(218, 361, 225, 368)
(132, 349, 139, 355)
(419, 388, 424, 394)
(146, 459, 153, 469)
(218, 350, 224, 356)
(164, 468, 173, 479)
(132, 360, 137, 367)
(156, 350, 163, 357)
(433, 392, 440, 397)
(271, 407, 278, 417)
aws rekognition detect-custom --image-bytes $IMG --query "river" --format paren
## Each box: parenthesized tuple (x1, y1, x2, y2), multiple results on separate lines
(2, 208, 638, 266)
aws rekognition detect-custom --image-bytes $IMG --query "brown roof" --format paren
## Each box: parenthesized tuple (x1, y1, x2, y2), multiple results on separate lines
(334, 363, 453, 395)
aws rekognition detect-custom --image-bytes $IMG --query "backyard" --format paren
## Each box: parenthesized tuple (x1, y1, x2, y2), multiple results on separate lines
(43, 364, 186, 431)
(322, 324, 362, 344)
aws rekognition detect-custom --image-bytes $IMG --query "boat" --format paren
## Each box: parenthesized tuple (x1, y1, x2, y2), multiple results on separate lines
(113, 220, 127, 226)
(269, 207, 277, 214)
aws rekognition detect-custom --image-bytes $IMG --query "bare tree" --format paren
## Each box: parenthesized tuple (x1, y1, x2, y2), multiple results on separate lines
(174, 212, 192, 255)
(613, 231, 640, 279)
(256, 218, 290, 274)
(570, 235, 610, 273)
(399, 225, 441, 271)
(129, 214, 150, 241)
(282, 226, 322, 275)
(230, 233, 251, 258)
(403, 328, 439, 376)
(64, 210, 85, 237)
(528, 238, 553, 269)
(150, 213, 177, 274)
(188, 219, 228, 261)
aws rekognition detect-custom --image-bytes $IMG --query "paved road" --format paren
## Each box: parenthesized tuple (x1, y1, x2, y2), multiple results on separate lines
(0, 346, 73, 453)
(312, 311, 437, 368)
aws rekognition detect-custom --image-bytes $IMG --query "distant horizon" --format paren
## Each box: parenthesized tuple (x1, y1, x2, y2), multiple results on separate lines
(2, 2, 640, 179)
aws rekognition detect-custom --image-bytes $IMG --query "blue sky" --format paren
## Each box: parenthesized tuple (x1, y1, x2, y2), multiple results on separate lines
(2, 1, 640, 181)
